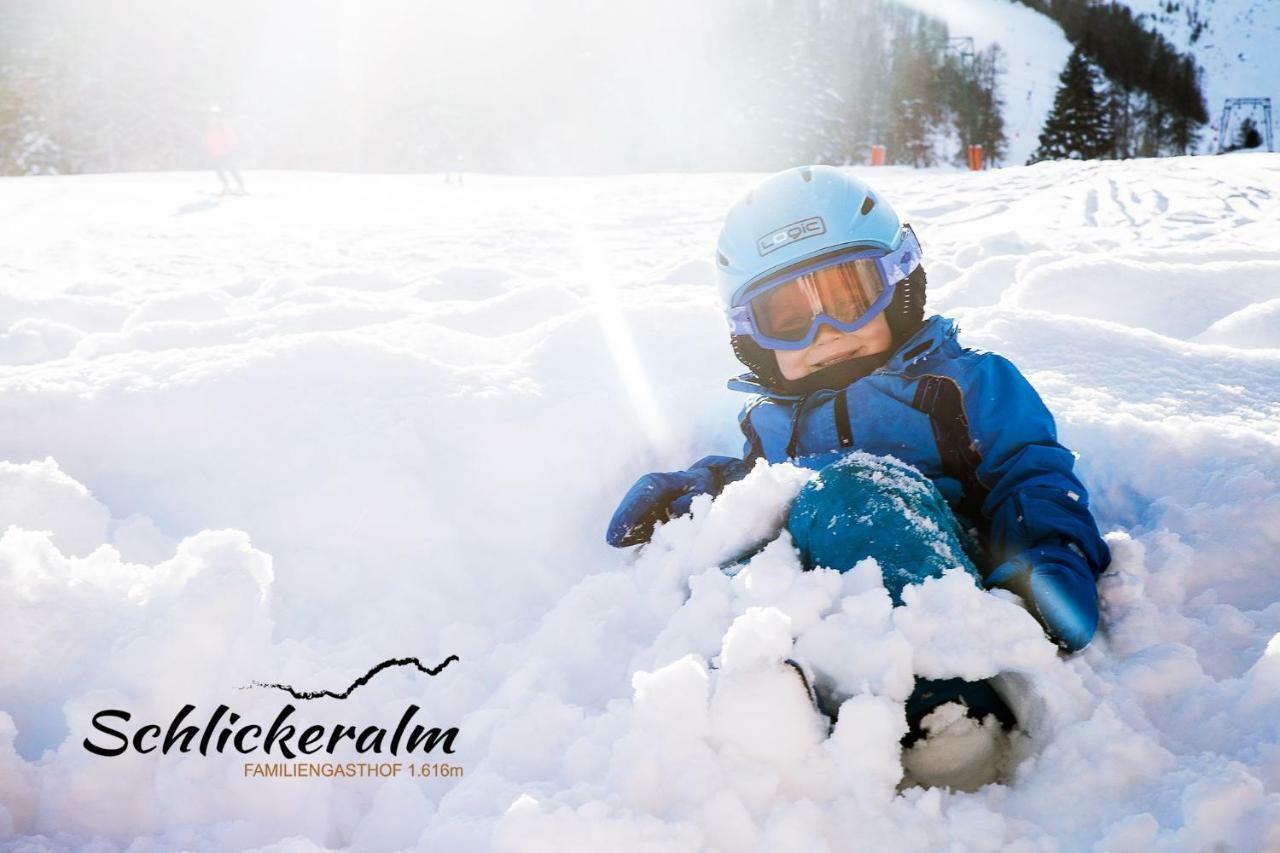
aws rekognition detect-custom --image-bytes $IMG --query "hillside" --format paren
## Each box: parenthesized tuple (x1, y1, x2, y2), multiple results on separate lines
(897, 0, 1073, 165)
(905, 0, 1279, 162)
(1120, 0, 1280, 152)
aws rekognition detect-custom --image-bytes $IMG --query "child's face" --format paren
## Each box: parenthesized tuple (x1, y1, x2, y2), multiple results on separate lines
(773, 313, 893, 381)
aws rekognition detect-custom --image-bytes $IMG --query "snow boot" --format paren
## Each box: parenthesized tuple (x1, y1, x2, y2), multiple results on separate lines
(899, 675, 1019, 792)
(902, 676, 1017, 747)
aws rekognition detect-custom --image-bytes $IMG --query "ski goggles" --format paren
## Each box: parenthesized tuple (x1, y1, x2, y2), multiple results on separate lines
(728, 225, 922, 350)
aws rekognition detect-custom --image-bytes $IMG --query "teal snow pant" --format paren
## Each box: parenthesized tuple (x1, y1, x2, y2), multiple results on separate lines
(785, 454, 1015, 743)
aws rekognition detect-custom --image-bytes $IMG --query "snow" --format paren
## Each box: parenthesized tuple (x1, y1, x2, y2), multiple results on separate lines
(1, 157, 1279, 850)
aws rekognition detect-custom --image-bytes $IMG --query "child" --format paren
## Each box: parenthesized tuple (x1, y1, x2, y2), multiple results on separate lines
(605, 166, 1111, 749)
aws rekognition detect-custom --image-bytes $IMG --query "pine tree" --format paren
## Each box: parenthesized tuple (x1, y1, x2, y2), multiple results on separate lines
(0, 82, 65, 175)
(973, 45, 1008, 166)
(1103, 83, 1134, 159)
(1028, 48, 1113, 163)
(943, 43, 1007, 167)
(1229, 117, 1263, 151)
(0, 3, 60, 174)
(886, 18, 944, 166)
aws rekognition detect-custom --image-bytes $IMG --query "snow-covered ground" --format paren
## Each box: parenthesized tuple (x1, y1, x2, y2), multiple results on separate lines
(1, 157, 1280, 851)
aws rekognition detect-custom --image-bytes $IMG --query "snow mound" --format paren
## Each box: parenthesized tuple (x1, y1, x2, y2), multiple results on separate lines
(1196, 296, 1280, 348)
(494, 479, 1078, 851)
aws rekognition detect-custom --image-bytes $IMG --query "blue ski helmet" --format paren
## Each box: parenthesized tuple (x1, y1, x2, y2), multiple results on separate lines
(715, 165, 926, 390)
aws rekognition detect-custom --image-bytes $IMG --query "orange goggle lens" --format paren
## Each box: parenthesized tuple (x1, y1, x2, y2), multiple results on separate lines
(749, 258, 884, 342)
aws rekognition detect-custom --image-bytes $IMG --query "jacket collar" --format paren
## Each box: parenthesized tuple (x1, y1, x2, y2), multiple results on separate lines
(726, 314, 959, 400)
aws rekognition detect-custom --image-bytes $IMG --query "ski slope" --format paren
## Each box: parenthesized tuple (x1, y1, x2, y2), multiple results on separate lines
(1, 157, 1279, 850)
(898, 0, 1074, 166)
(1119, 0, 1280, 152)
(904, 0, 1280, 162)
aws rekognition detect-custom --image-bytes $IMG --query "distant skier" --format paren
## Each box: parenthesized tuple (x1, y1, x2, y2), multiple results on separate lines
(204, 106, 247, 196)
(605, 166, 1111, 780)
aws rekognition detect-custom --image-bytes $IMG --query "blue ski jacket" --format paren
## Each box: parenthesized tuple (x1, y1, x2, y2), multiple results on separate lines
(724, 314, 1112, 651)
(730, 314, 1110, 575)
(605, 313, 1111, 650)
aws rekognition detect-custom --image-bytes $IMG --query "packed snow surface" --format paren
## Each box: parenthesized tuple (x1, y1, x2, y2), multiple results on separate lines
(1, 156, 1280, 851)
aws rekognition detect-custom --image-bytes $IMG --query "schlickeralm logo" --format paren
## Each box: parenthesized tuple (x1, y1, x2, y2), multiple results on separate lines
(82, 655, 464, 779)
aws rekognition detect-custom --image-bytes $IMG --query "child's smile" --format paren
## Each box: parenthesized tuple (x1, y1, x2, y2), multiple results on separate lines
(774, 313, 893, 381)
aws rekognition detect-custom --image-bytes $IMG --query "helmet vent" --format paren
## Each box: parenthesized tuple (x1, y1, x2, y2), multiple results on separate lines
(860, 195, 876, 215)
(800, 166, 813, 182)
(717, 251, 729, 267)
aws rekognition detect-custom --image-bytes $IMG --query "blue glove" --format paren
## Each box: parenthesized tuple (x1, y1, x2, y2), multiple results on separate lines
(606, 455, 749, 547)
(983, 541, 1100, 653)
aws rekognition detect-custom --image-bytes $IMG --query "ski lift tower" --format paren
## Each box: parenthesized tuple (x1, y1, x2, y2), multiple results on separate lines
(947, 37, 976, 69)
(1216, 97, 1274, 153)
